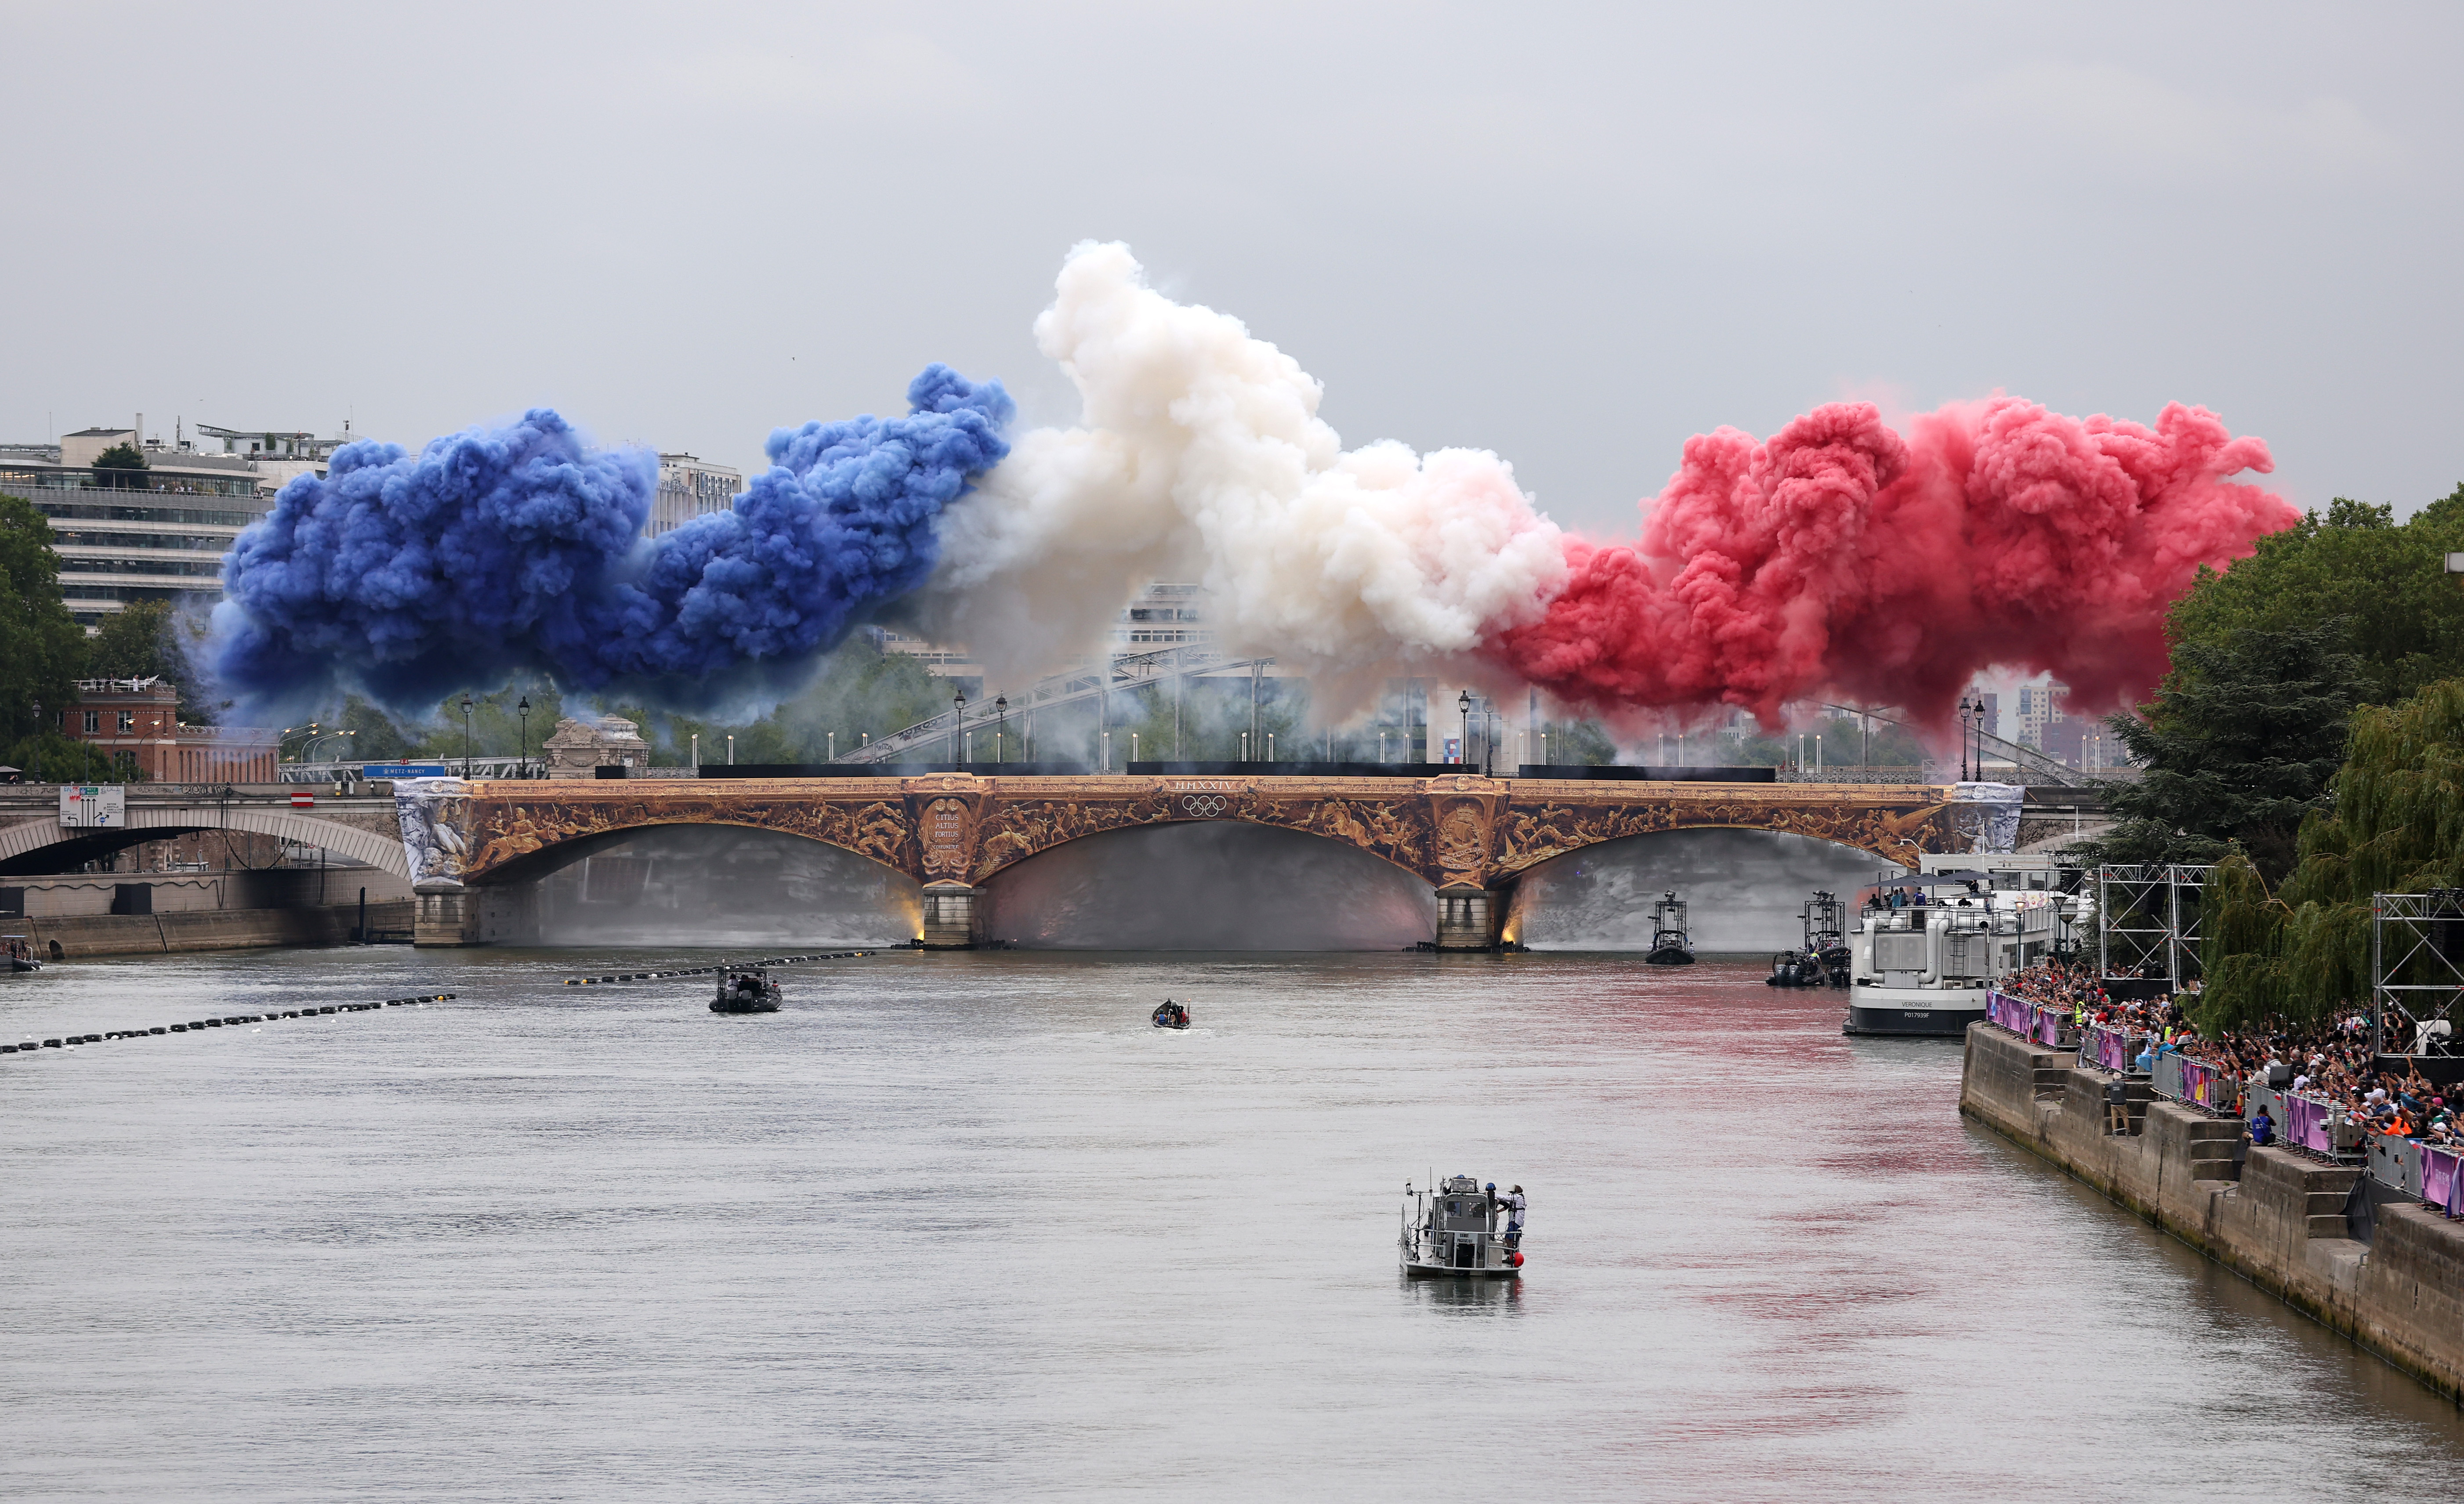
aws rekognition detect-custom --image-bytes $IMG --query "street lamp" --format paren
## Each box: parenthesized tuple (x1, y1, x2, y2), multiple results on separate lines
(1957, 696, 1973, 781)
(516, 696, 530, 777)
(1457, 689, 1471, 768)
(951, 689, 966, 766)
(460, 694, 475, 779)
(995, 695, 1007, 765)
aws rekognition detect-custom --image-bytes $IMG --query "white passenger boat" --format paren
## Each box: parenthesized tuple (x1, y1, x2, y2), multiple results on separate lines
(1399, 1174, 1524, 1278)
(1844, 872, 2075, 1038)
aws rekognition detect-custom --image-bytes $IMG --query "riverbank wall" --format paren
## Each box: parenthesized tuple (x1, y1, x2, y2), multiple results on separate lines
(9, 896, 416, 959)
(1960, 1022, 2464, 1403)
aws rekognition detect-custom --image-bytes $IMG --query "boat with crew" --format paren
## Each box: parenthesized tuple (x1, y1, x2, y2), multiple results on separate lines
(710, 967, 782, 1014)
(4, 936, 39, 973)
(1766, 891, 1850, 988)
(1399, 1174, 1524, 1278)
(1151, 1000, 1190, 1029)
(1843, 871, 2077, 1037)
(1644, 890, 1696, 965)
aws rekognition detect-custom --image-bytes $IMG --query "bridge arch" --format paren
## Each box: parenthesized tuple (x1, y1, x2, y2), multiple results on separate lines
(975, 818, 1438, 950)
(468, 814, 912, 887)
(970, 808, 1434, 889)
(1504, 824, 1908, 952)
(0, 808, 410, 878)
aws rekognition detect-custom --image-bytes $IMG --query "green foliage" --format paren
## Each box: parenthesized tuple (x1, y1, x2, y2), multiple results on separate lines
(91, 442, 149, 490)
(0, 492, 86, 750)
(1536, 718, 1617, 766)
(2079, 622, 2364, 881)
(643, 642, 949, 765)
(83, 598, 211, 722)
(2167, 486, 2464, 707)
(2195, 678, 2464, 1032)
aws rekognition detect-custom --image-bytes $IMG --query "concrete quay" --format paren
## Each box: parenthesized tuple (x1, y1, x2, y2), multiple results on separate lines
(1961, 1022, 2464, 1403)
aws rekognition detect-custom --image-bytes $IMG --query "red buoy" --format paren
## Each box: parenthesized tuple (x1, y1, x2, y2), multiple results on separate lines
(1510, 1251, 1525, 1268)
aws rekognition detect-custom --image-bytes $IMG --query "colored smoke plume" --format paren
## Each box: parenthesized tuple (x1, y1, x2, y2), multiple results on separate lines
(211, 367, 1011, 716)
(1495, 398, 2296, 726)
(910, 241, 1569, 689)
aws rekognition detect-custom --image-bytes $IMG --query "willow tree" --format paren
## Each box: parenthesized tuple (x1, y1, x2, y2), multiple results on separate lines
(2197, 678, 2464, 1033)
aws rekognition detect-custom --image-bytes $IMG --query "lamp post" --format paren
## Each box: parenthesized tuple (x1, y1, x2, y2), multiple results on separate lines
(727, 733, 734, 766)
(951, 689, 966, 766)
(460, 694, 474, 779)
(691, 732, 699, 776)
(1957, 696, 1973, 782)
(994, 695, 1007, 765)
(516, 696, 530, 777)
(1457, 689, 1471, 768)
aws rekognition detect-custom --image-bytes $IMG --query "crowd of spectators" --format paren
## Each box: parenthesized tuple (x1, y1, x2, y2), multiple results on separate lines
(1994, 962, 2459, 1149)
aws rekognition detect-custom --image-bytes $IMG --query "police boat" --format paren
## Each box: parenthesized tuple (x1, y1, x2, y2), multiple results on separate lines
(1644, 890, 1696, 965)
(710, 967, 782, 1015)
(1400, 1174, 1524, 1278)
(1766, 890, 1851, 988)
(4, 936, 39, 973)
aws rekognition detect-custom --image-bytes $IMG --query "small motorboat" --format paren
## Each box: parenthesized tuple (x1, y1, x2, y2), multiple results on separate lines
(4, 936, 38, 973)
(1644, 890, 1696, 965)
(1152, 1000, 1191, 1029)
(1400, 1174, 1523, 1278)
(710, 967, 781, 1014)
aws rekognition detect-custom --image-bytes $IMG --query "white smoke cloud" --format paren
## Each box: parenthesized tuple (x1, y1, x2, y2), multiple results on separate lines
(912, 242, 1569, 689)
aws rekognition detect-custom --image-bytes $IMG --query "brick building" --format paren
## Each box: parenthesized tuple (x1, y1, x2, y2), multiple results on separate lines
(54, 678, 280, 783)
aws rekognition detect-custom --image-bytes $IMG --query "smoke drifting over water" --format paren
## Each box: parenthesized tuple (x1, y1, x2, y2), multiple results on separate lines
(534, 827, 919, 948)
(981, 822, 1436, 950)
(1508, 828, 1900, 953)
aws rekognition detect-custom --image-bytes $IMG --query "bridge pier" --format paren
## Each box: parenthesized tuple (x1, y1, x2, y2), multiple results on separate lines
(413, 889, 481, 947)
(1434, 885, 1508, 950)
(919, 882, 983, 949)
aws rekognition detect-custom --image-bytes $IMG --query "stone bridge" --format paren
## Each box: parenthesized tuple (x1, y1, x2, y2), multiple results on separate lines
(0, 785, 408, 878)
(405, 772, 1968, 949)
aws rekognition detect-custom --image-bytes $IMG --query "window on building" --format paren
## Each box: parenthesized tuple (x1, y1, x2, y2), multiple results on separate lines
(118, 711, 135, 734)
(83, 711, 100, 734)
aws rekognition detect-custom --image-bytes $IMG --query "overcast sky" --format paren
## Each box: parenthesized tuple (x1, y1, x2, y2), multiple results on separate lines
(5, 1, 2459, 535)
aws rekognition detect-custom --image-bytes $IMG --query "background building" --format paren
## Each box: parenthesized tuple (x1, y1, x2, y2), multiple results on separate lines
(3, 415, 343, 630)
(2014, 682, 2069, 750)
(648, 454, 743, 536)
(52, 677, 279, 782)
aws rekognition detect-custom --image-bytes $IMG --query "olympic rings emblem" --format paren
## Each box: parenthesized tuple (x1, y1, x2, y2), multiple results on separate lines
(1181, 794, 1229, 818)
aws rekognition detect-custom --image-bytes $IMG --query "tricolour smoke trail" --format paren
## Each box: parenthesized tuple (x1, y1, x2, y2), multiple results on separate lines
(211, 367, 1011, 716)
(908, 242, 1570, 688)
(931, 243, 2294, 727)
(1493, 397, 2296, 726)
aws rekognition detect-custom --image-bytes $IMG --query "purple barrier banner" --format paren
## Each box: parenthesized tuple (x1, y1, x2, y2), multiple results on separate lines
(1987, 992, 2030, 1033)
(2179, 1058, 2232, 1111)
(2285, 1094, 2331, 1153)
(2425, 1146, 2463, 1216)
(2035, 1008, 2064, 1047)
(2088, 1024, 2136, 1072)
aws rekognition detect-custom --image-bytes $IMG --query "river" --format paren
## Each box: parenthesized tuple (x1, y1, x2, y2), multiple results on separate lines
(4, 947, 2461, 1501)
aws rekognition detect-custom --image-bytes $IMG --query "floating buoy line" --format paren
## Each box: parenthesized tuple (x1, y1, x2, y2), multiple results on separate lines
(4, 994, 455, 1055)
(562, 952, 871, 986)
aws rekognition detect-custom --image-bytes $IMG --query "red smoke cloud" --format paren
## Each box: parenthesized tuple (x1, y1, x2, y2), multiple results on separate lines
(1493, 398, 2295, 731)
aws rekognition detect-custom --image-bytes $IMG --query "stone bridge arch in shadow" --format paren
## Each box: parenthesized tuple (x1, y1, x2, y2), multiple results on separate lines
(1504, 826, 1910, 953)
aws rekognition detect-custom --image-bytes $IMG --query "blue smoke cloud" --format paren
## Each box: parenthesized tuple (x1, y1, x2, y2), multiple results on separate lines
(211, 366, 1012, 716)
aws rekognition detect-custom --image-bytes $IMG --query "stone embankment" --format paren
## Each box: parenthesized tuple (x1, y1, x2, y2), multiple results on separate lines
(9, 901, 414, 960)
(1961, 1022, 2464, 1402)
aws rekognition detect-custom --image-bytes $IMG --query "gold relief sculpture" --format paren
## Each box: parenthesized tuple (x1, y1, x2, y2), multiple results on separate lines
(452, 777, 1957, 891)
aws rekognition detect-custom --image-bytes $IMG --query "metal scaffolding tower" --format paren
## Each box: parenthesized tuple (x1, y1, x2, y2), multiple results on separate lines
(2095, 864, 2213, 982)
(2370, 890, 2464, 1058)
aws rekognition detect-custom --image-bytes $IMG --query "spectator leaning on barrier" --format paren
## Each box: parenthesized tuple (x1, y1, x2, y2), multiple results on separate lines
(2250, 1106, 2275, 1146)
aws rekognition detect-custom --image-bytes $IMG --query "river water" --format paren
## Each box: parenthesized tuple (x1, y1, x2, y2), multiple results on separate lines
(5, 947, 2461, 1501)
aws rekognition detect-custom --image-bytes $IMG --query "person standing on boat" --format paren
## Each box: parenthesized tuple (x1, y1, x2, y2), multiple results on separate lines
(1498, 1185, 1526, 1249)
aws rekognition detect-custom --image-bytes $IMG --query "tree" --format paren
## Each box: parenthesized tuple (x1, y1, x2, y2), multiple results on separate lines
(2075, 622, 2365, 881)
(2166, 488, 2464, 707)
(91, 442, 149, 491)
(2195, 678, 2464, 1033)
(1, 491, 87, 773)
